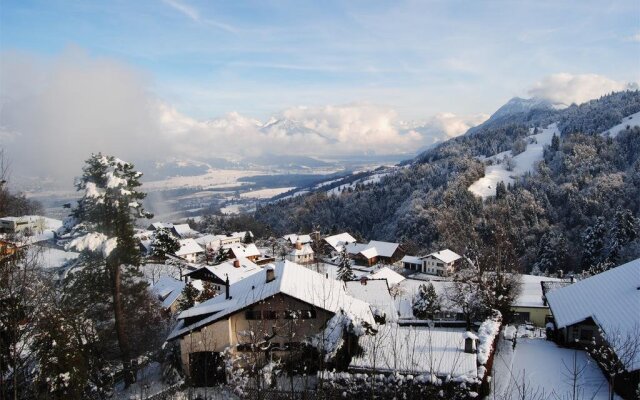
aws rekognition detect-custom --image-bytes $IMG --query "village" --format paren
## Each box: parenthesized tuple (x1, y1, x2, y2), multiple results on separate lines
(1, 214, 637, 399)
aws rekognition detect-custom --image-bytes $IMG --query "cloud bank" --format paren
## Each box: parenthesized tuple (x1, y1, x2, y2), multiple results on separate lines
(528, 73, 638, 106)
(0, 50, 484, 185)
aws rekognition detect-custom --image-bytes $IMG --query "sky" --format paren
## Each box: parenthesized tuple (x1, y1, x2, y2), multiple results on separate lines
(0, 0, 639, 184)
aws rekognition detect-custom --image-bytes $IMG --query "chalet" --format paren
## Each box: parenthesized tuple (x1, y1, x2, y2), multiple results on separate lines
(510, 275, 564, 326)
(323, 232, 357, 256)
(172, 224, 199, 239)
(151, 276, 186, 314)
(546, 258, 640, 397)
(347, 240, 403, 266)
(286, 241, 314, 264)
(0, 215, 47, 234)
(418, 249, 461, 276)
(174, 239, 205, 263)
(185, 258, 262, 291)
(225, 243, 261, 261)
(167, 261, 374, 385)
(147, 222, 173, 231)
(283, 234, 312, 246)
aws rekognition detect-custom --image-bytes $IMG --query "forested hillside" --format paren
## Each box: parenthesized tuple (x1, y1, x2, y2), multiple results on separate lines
(256, 91, 640, 274)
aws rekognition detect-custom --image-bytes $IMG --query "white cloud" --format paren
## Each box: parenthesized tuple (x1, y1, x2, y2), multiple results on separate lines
(0, 50, 487, 185)
(528, 73, 637, 105)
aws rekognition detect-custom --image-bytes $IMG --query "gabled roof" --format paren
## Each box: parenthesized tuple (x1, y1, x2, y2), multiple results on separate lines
(368, 267, 406, 286)
(368, 241, 400, 258)
(227, 243, 261, 259)
(345, 279, 397, 321)
(324, 233, 357, 251)
(425, 249, 461, 264)
(149, 222, 173, 230)
(151, 276, 186, 309)
(514, 274, 563, 308)
(401, 255, 422, 265)
(290, 243, 314, 256)
(175, 238, 205, 256)
(345, 242, 369, 255)
(185, 258, 261, 285)
(168, 260, 374, 340)
(283, 234, 312, 244)
(172, 224, 198, 238)
(195, 234, 218, 246)
(546, 258, 640, 371)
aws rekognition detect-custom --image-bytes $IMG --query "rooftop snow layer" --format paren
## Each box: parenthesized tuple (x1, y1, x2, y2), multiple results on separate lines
(546, 258, 640, 371)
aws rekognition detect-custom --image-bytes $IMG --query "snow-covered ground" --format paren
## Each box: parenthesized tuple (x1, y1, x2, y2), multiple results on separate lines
(32, 246, 79, 270)
(327, 172, 390, 196)
(469, 124, 558, 199)
(602, 111, 640, 138)
(142, 169, 262, 191)
(239, 186, 296, 199)
(492, 333, 617, 399)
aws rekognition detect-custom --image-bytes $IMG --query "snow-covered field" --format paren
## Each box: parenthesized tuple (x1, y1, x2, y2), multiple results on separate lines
(469, 124, 558, 198)
(492, 334, 617, 399)
(603, 111, 640, 138)
(142, 169, 262, 191)
(327, 172, 390, 196)
(239, 186, 296, 199)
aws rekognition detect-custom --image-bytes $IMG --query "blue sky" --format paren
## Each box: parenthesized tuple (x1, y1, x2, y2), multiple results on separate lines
(2, 0, 639, 120)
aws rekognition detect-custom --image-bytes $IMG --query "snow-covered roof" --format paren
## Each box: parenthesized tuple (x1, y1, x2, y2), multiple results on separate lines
(401, 255, 422, 265)
(345, 242, 369, 255)
(289, 243, 314, 256)
(359, 247, 378, 259)
(368, 241, 400, 258)
(345, 279, 397, 321)
(195, 234, 218, 246)
(324, 233, 357, 251)
(546, 258, 640, 371)
(425, 249, 461, 264)
(149, 222, 173, 230)
(283, 234, 312, 244)
(175, 238, 205, 256)
(186, 258, 261, 285)
(368, 267, 406, 286)
(350, 325, 477, 379)
(172, 224, 198, 238)
(514, 275, 563, 308)
(228, 243, 261, 259)
(168, 260, 374, 340)
(151, 276, 186, 309)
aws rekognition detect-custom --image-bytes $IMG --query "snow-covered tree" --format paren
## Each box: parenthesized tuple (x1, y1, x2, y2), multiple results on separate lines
(177, 281, 199, 311)
(196, 281, 217, 303)
(412, 283, 441, 320)
(60, 153, 158, 387)
(607, 207, 639, 263)
(243, 231, 253, 244)
(533, 230, 568, 274)
(581, 217, 607, 270)
(152, 227, 180, 259)
(336, 248, 354, 281)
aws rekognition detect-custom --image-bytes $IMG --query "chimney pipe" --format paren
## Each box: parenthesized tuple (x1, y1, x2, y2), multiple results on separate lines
(266, 265, 275, 283)
(225, 274, 230, 299)
(233, 259, 240, 268)
(295, 241, 302, 250)
(463, 332, 477, 353)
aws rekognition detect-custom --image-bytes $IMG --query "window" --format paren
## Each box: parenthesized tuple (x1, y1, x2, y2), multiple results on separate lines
(284, 309, 316, 319)
(580, 328, 593, 341)
(236, 343, 254, 352)
(263, 310, 278, 320)
(245, 310, 262, 320)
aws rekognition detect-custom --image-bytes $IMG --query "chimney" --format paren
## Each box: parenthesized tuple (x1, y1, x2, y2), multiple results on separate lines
(266, 265, 275, 283)
(360, 276, 368, 285)
(233, 259, 241, 268)
(463, 332, 478, 354)
(225, 274, 230, 299)
(295, 241, 302, 250)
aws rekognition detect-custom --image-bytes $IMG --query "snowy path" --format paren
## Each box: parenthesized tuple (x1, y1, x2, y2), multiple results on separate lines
(491, 333, 617, 399)
(469, 124, 558, 199)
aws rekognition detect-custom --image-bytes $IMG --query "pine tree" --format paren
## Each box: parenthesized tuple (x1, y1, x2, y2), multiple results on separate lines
(607, 207, 639, 263)
(412, 283, 441, 320)
(61, 153, 155, 387)
(243, 231, 253, 244)
(196, 281, 217, 303)
(495, 181, 507, 200)
(550, 133, 560, 152)
(581, 217, 607, 270)
(152, 228, 180, 259)
(336, 248, 354, 281)
(177, 281, 200, 311)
